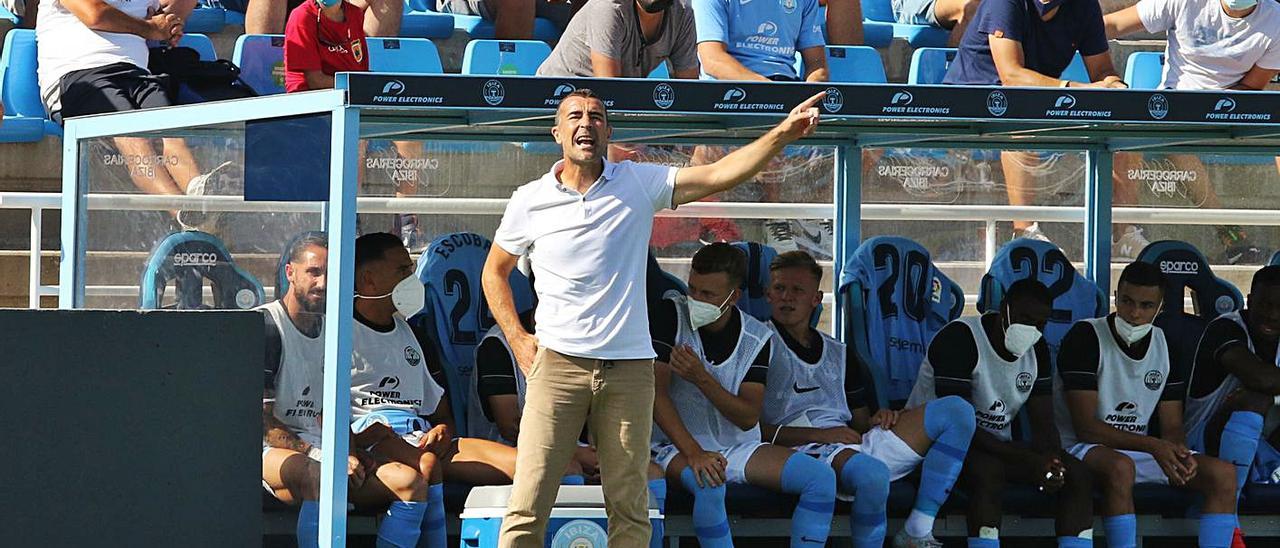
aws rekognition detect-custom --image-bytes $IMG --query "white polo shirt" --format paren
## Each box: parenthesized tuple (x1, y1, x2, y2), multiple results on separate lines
(494, 159, 677, 360)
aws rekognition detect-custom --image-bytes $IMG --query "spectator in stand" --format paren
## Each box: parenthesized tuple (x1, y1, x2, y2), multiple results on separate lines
(37, 0, 233, 229)
(694, 0, 828, 81)
(537, 0, 698, 78)
(944, 0, 1128, 249)
(1104, 0, 1279, 263)
(436, 0, 573, 40)
(891, 0, 981, 46)
(237, 0, 401, 38)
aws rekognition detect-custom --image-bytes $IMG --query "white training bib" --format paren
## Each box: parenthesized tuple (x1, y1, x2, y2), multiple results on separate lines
(1185, 311, 1280, 439)
(907, 316, 1039, 441)
(1055, 317, 1170, 447)
(762, 323, 852, 429)
(351, 316, 445, 420)
(655, 296, 772, 450)
(467, 325, 528, 445)
(261, 301, 325, 448)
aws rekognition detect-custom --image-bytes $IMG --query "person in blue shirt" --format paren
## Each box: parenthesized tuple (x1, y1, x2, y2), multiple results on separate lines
(944, 0, 1127, 247)
(693, 0, 829, 81)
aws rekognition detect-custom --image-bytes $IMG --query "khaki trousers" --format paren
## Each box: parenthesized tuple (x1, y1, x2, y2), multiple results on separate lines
(498, 348, 655, 547)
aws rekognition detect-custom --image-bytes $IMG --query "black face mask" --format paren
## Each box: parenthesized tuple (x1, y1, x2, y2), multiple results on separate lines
(638, 0, 673, 13)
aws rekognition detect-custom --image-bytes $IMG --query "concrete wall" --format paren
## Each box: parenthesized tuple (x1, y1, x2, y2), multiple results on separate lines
(0, 309, 263, 547)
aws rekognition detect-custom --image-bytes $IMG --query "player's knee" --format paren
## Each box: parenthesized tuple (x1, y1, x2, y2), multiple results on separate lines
(929, 396, 976, 436)
(1097, 453, 1136, 487)
(1199, 457, 1237, 496)
(784, 453, 837, 502)
(845, 454, 890, 502)
(418, 451, 442, 480)
(380, 462, 428, 502)
(648, 462, 666, 481)
(1060, 457, 1094, 500)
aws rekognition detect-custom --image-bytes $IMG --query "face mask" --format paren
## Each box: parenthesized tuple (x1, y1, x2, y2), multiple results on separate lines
(688, 293, 734, 330)
(357, 275, 425, 319)
(1222, 0, 1257, 11)
(1032, 0, 1065, 16)
(1113, 315, 1153, 345)
(1002, 305, 1042, 357)
(637, 0, 673, 12)
(316, 0, 342, 8)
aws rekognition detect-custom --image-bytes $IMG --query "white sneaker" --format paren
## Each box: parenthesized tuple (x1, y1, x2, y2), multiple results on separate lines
(892, 529, 944, 548)
(1112, 225, 1150, 260)
(1015, 222, 1052, 243)
(177, 161, 235, 231)
(764, 219, 798, 252)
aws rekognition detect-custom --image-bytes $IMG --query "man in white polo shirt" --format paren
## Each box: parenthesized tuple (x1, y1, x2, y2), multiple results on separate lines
(482, 87, 825, 547)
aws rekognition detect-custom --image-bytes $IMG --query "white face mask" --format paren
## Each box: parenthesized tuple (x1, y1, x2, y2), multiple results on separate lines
(1113, 315, 1153, 345)
(1002, 305, 1042, 357)
(1223, 0, 1257, 11)
(688, 293, 734, 330)
(357, 274, 425, 319)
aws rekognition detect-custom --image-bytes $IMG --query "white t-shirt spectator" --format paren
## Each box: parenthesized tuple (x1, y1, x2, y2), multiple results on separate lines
(1138, 0, 1280, 89)
(36, 0, 159, 113)
(494, 160, 676, 360)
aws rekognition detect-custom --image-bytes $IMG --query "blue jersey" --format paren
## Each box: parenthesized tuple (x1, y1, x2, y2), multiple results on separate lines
(978, 238, 1105, 363)
(692, 0, 825, 80)
(842, 236, 964, 405)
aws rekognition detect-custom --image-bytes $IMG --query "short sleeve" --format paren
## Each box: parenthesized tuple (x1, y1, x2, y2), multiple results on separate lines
(264, 311, 282, 392)
(587, 3, 630, 61)
(631, 162, 677, 213)
(1057, 321, 1101, 391)
(743, 340, 771, 384)
(284, 8, 322, 74)
(1136, 0, 1174, 34)
(1161, 334, 1187, 401)
(671, 5, 701, 72)
(1258, 39, 1280, 70)
(650, 299, 679, 362)
(693, 0, 731, 44)
(493, 187, 533, 255)
(476, 337, 518, 399)
(797, 0, 826, 51)
(844, 348, 869, 409)
(1031, 339, 1053, 396)
(976, 0, 1026, 43)
(1075, 0, 1109, 57)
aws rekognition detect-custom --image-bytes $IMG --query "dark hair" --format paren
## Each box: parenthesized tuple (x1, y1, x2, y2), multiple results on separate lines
(691, 242, 747, 287)
(354, 232, 405, 271)
(1252, 265, 1280, 293)
(286, 231, 328, 264)
(769, 250, 822, 284)
(1118, 261, 1165, 294)
(1003, 278, 1052, 309)
(556, 88, 609, 123)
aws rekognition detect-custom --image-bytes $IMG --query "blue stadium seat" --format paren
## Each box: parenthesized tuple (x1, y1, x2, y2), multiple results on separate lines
(185, 5, 226, 33)
(367, 37, 444, 73)
(826, 45, 886, 83)
(861, 21, 894, 48)
(1271, 249, 1280, 266)
(400, 5, 456, 39)
(976, 238, 1106, 362)
(861, 0, 894, 22)
(647, 62, 670, 79)
(841, 236, 964, 410)
(907, 47, 955, 85)
(860, 0, 949, 46)
(892, 24, 948, 48)
(1061, 52, 1089, 83)
(414, 232, 534, 437)
(140, 231, 265, 310)
(0, 30, 59, 142)
(461, 40, 552, 75)
(233, 34, 286, 95)
(179, 33, 219, 61)
(731, 241, 782, 322)
(1125, 51, 1166, 89)
(449, 14, 561, 41)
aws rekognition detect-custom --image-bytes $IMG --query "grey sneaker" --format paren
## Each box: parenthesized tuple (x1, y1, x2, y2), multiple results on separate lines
(177, 161, 236, 231)
(1015, 221, 1052, 243)
(764, 219, 797, 252)
(1112, 225, 1150, 260)
(892, 529, 944, 548)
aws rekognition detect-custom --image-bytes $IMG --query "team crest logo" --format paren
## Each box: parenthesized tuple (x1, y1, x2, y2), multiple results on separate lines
(1148, 94, 1169, 120)
(404, 346, 421, 367)
(1143, 370, 1164, 391)
(482, 79, 506, 106)
(351, 40, 364, 63)
(821, 87, 843, 113)
(551, 519, 608, 548)
(779, 0, 796, 13)
(986, 90, 1008, 117)
(1015, 372, 1033, 393)
(1215, 295, 1235, 315)
(235, 289, 257, 309)
(653, 83, 675, 109)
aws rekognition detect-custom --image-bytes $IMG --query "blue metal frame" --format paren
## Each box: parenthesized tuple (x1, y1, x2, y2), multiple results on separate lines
(1084, 148, 1114, 291)
(832, 140, 860, 339)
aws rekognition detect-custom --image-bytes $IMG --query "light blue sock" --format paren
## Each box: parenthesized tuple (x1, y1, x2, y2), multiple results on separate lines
(1219, 412, 1264, 502)
(780, 452, 836, 548)
(967, 538, 999, 548)
(296, 500, 320, 548)
(648, 478, 667, 548)
(561, 474, 586, 485)
(840, 452, 889, 548)
(917, 396, 975, 523)
(1057, 535, 1092, 547)
(1102, 514, 1136, 548)
(679, 467, 732, 548)
(1199, 513, 1235, 548)
(379, 501, 426, 548)
(415, 484, 446, 548)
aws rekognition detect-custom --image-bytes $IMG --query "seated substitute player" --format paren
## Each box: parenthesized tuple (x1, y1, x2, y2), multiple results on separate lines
(650, 242, 837, 548)
(761, 250, 975, 548)
(346, 232, 520, 548)
(1184, 265, 1280, 542)
(1057, 261, 1238, 548)
(260, 232, 432, 548)
(908, 279, 1095, 548)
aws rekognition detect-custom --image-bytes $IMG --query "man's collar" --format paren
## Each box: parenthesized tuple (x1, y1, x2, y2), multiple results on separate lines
(548, 159, 619, 193)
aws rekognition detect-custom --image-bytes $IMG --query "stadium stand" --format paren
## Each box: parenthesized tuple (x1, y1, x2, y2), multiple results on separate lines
(841, 235, 964, 410)
(233, 34, 444, 95)
(909, 47, 1090, 84)
(399, 0, 563, 42)
(859, 0, 948, 47)
(461, 39, 552, 75)
(139, 230, 265, 310)
(824, 45, 887, 83)
(400, 2, 458, 39)
(0, 29, 57, 142)
(368, 37, 446, 73)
